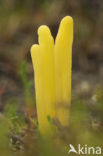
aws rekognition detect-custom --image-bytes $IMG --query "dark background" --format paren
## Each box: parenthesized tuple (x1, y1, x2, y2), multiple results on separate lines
(0, 0, 103, 112)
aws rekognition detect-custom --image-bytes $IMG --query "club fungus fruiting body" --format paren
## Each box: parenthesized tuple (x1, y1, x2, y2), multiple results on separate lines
(55, 16, 73, 126)
(31, 26, 56, 136)
(31, 16, 73, 136)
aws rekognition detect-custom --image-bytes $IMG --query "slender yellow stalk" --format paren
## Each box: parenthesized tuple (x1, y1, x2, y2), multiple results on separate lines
(31, 26, 56, 136)
(55, 16, 73, 126)
(31, 16, 73, 136)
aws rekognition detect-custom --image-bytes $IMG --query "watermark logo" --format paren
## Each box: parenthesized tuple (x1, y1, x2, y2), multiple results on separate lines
(68, 144, 101, 155)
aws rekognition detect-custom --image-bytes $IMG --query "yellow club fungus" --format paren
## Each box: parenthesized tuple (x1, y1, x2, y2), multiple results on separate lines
(55, 16, 73, 126)
(31, 16, 73, 136)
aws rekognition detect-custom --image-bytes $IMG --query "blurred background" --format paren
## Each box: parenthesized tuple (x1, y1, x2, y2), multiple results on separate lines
(0, 0, 103, 110)
(0, 0, 103, 155)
